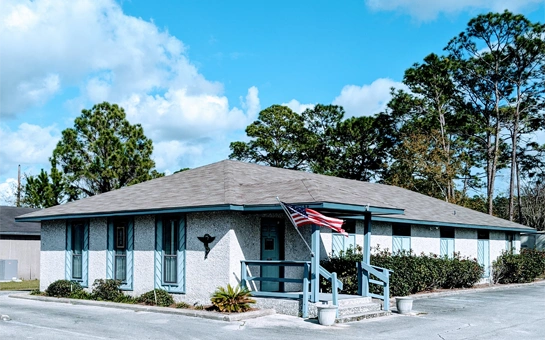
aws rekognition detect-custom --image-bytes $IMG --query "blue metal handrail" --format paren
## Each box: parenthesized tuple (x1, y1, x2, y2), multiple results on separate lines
(319, 265, 343, 314)
(357, 261, 392, 311)
(241, 260, 311, 317)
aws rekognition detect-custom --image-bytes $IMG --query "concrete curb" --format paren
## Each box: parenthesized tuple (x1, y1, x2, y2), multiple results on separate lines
(9, 293, 275, 322)
(389, 279, 545, 304)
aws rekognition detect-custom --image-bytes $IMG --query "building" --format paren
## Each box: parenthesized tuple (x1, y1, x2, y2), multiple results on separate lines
(1, 206, 41, 280)
(16, 160, 534, 307)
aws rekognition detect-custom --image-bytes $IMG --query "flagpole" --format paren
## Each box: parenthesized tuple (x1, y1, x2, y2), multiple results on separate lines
(276, 197, 314, 257)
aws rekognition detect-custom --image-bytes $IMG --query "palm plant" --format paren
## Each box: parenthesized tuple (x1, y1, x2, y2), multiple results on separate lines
(210, 284, 255, 313)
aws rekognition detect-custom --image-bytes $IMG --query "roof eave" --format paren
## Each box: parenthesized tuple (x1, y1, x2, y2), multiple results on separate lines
(15, 202, 405, 222)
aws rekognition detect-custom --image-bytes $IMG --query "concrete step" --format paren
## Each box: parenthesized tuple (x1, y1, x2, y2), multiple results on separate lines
(336, 310, 392, 323)
(337, 302, 382, 317)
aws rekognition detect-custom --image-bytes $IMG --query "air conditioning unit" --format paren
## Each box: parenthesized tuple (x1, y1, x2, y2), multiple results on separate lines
(0, 259, 18, 280)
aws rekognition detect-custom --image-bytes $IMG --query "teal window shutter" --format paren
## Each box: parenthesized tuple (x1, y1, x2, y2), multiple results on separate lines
(155, 215, 186, 293)
(478, 239, 490, 278)
(65, 220, 89, 287)
(393, 236, 410, 253)
(440, 238, 454, 258)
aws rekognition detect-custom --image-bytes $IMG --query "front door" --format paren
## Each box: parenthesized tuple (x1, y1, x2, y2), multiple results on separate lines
(261, 219, 283, 291)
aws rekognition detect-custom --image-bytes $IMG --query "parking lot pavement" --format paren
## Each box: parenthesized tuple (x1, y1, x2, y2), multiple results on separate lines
(1, 281, 544, 340)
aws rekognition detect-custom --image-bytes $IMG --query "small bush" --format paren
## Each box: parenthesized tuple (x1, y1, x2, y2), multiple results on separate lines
(210, 284, 255, 313)
(137, 289, 174, 307)
(91, 279, 123, 301)
(30, 289, 42, 296)
(175, 302, 190, 309)
(45, 280, 83, 298)
(114, 294, 137, 304)
(493, 249, 545, 284)
(70, 290, 93, 300)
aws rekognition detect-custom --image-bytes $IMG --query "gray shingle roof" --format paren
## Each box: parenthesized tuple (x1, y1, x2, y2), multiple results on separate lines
(16, 160, 533, 232)
(0, 206, 41, 235)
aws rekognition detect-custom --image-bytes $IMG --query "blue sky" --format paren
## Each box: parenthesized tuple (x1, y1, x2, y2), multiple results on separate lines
(1, 0, 544, 204)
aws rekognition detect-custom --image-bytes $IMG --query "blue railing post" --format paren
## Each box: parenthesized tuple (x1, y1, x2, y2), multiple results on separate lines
(331, 271, 339, 317)
(383, 271, 390, 311)
(357, 262, 362, 295)
(310, 225, 320, 303)
(240, 260, 247, 289)
(302, 263, 309, 318)
(361, 262, 369, 297)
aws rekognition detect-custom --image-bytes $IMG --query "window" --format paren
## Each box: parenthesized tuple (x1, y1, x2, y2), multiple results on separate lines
(155, 215, 186, 293)
(114, 221, 128, 282)
(107, 218, 133, 290)
(332, 220, 357, 255)
(440, 227, 455, 258)
(65, 220, 88, 287)
(163, 219, 178, 283)
(392, 223, 411, 253)
(478, 230, 490, 278)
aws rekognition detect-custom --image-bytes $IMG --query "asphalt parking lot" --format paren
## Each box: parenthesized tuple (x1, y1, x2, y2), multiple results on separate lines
(1, 282, 544, 340)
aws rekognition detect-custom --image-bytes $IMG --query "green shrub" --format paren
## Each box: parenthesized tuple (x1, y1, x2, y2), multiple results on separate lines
(30, 289, 42, 296)
(175, 302, 190, 309)
(320, 247, 483, 297)
(137, 289, 174, 307)
(45, 280, 83, 298)
(91, 279, 123, 301)
(70, 289, 93, 300)
(493, 249, 545, 284)
(114, 294, 137, 304)
(210, 284, 255, 313)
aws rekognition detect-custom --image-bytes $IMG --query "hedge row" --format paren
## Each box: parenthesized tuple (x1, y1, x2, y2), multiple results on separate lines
(492, 249, 545, 284)
(44, 279, 174, 306)
(320, 247, 484, 297)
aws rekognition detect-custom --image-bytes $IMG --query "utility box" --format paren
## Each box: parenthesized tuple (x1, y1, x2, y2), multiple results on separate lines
(0, 259, 18, 280)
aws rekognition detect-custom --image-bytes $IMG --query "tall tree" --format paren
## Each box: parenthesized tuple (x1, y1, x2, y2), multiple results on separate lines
(383, 54, 477, 202)
(301, 104, 344, 175)
(21, 163, 75, 208)
(229, 105, 309, 170)
(333, 115, 392, 182)
(52, 102, 162, 198)
(445, 10, 544, 215)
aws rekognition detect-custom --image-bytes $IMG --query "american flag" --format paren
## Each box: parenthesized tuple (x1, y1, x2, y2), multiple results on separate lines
(281, 202, 348, 237)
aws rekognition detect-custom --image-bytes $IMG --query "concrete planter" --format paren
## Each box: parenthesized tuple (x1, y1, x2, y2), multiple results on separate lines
(396, 297, 413, 314)
(317, 304, 338, 326)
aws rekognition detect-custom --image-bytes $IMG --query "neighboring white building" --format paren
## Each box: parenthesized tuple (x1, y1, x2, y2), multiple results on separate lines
(17, 160, 533, 303)
(0, 206, 41, 280)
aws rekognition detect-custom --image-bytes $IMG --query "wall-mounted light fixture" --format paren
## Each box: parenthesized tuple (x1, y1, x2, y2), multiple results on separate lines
(197, 234, 215, 259)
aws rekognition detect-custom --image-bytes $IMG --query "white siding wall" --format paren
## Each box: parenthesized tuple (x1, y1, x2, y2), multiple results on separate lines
(40, 220, 66, 291)
(411, 226, 440, 255)
(455, 228, 478, 259)
(371, 221, 392, 252)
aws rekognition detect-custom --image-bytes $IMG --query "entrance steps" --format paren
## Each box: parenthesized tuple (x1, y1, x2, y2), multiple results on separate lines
(254, 293, 390, 322)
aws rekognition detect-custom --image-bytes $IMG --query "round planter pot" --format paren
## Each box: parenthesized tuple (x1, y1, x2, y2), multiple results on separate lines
(317, 304, 338, 326)
(396, 297, 413, 314)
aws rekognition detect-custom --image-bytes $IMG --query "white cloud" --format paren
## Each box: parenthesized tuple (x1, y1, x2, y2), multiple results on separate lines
(0, 123, 60, 177)
(0, 0, 261, 176)
(332, 78, 406, 117)
(0, 178, 18, 206)
(365, 0, 543, 21)
(281, 99, 315, 114)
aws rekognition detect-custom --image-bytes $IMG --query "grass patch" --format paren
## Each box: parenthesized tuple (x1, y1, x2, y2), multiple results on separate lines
(0, 280, 40, 291)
